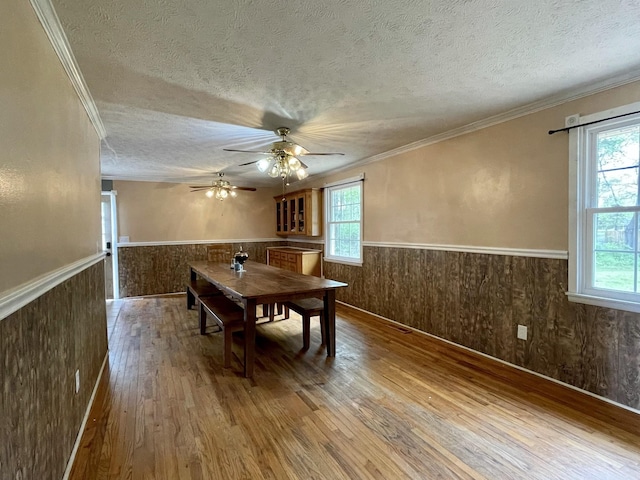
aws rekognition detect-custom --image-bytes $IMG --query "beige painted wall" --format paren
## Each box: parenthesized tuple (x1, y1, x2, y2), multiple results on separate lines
(313, 81, 640, 251)
(114, 180, 278, 241)
(0, 1, 101, 294)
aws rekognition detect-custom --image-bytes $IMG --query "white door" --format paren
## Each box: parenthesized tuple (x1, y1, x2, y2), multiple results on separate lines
(101, 192, 119, 299)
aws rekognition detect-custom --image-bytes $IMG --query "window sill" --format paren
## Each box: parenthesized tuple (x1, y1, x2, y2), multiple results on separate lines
(566, 292, 640, 314)
(324, 257, 363, 267)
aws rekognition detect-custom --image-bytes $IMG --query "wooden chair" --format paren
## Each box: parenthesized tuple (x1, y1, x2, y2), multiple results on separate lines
(207, 244, 233, 263)
(281, 298, 326, 350)
(199, 295, 245, 368)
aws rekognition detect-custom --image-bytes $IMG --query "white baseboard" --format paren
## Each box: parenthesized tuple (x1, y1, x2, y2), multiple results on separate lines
(337, 300, 640, 416)
(62, 352, 109, 480)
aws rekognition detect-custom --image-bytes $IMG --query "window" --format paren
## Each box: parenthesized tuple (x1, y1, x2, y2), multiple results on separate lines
(324, 176, 363, 265)
(569, 102, 640, 312)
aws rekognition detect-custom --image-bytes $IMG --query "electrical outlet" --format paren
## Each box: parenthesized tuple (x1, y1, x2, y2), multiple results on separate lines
(517, 325, 528, 341)
(75, 369, 80, 393)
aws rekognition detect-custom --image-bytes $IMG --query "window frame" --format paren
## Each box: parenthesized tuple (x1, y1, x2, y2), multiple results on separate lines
(568, 101, 640, 313)
(324, 174, 364, 266)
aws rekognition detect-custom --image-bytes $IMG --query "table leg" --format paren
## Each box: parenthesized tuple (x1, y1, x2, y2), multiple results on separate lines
(243, 298, 257, 377)
(323, 289, 336, 357)
(190, 267, 196, 281)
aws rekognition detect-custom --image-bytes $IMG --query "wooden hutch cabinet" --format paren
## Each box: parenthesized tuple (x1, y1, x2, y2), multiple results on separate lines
(274, 188, 322, 237)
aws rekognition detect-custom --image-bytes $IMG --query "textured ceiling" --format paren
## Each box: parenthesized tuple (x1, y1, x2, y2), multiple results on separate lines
(51, 0, 640, 187)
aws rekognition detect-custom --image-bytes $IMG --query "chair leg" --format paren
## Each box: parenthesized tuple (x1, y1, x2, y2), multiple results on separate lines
(319, 312, 326, 345)
(284, 305, 290, 320)
(268, 303, 275, 322)
(199, 303, 207, 335)
(302, 314, 310, 350)
(187, 289, 195, 310)
(223, 328, 232, 368)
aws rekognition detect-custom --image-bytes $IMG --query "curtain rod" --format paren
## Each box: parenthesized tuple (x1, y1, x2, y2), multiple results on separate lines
(548, 110, 640, 135)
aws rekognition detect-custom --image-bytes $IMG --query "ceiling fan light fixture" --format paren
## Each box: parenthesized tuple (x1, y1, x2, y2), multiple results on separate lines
(230, 190, 237, 197)
(288, 156, 301, 170)
(256, 157, 271, 173)
(205, 189, 214, 198)
(296, 168, 308, 180)
(215, 188, 229, 201)
(268, 162, 281, 178)
(227, 127, 344, 183)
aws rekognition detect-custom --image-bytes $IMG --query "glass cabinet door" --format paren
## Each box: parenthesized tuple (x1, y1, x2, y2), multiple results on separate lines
(276, 202, 282, 233)
(289, 198, 296, 232)
(283, 200, 288, 232)
(298, 195, 305, 233)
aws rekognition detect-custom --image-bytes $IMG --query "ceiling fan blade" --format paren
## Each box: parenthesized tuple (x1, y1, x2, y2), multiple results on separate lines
(238, 160, 260, 166)
(299, 159, 309, 169)
(223, 148, 273, 154)
(232, 186, 257, 191)
(189, 185, 212, 189)
(190, 188, 211, 192)
(299, 152, 345, 156)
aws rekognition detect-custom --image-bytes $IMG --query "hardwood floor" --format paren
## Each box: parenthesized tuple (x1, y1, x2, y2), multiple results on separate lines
(70, 297, 640, 479)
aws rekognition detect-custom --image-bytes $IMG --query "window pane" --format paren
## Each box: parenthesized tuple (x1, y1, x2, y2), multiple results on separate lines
(594, 252, 635, 292)
(596, 126, 640, 208)
(349, 241, 360, 258)
(350, 223, 360, 240)
(597, 167, 639, 207)
(597, 126, 640, 171)
(594, 212, 635, 251)
(326, 182, 362, 261)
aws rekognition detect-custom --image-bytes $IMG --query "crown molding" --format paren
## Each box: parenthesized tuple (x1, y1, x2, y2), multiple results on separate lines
(0, 253, 105, 321)
(330, 71, 640, 175)
(29, 0, 106, 139)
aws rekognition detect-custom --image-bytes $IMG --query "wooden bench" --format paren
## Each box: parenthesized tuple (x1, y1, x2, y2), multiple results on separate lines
(186, 279, 222, 310)
(282, 298, 326, 350)
(199, 294, 245, 367)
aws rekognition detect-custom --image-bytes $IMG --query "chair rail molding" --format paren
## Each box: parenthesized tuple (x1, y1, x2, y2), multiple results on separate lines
(362, 241, 568, 259)
(118, 238, 283, 247)
(0, 253, 105, 321)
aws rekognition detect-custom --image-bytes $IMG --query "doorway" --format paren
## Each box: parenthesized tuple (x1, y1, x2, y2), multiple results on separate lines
(101, 191, 119, 299)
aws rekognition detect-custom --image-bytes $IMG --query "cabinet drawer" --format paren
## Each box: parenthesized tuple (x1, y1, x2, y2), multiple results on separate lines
(270, 259, 281, 268)
(270, 251, 281, 260)
(281, 261, 296, 271)
(286, 253, 297, 262)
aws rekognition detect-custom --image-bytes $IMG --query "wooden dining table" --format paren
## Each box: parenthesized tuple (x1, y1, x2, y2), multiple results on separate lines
(189, 260, 348, 377)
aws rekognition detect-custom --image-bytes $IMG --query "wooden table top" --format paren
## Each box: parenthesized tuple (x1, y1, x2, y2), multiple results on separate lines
(190, 260, 347, 300)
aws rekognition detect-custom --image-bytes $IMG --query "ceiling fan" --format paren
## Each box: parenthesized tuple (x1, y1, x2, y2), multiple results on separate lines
(189, 173, 256, 200)
(224, 127, 344, 180)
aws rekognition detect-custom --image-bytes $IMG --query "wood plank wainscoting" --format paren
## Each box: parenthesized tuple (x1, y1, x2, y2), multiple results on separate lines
(69, 296, 640, 479)
(117, 241, 283, 298)
(323, 245, 640, 412)
(0, 262, 108, 480)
